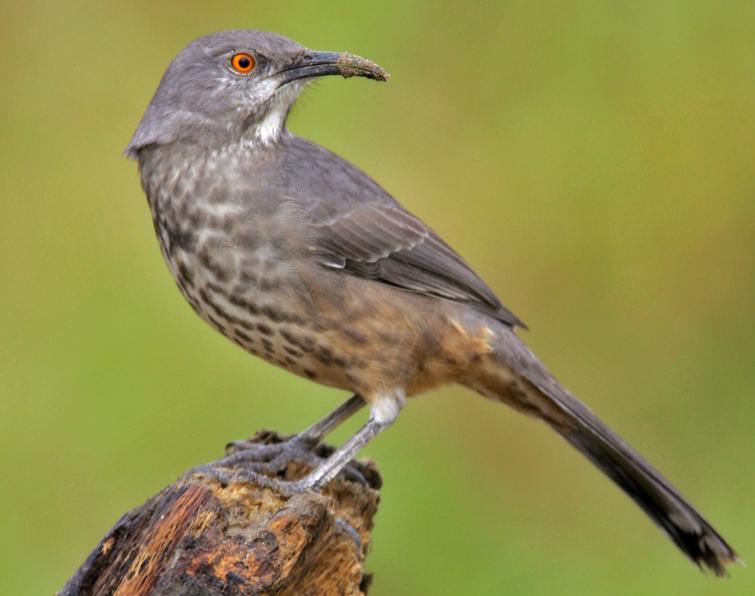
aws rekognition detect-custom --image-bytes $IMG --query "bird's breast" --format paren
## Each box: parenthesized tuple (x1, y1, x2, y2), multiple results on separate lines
(138, 145, 469, 396)
(139, 148, 354, 386)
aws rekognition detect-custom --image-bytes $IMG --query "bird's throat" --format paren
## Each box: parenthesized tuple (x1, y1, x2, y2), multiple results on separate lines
(249, 83, 301, 146)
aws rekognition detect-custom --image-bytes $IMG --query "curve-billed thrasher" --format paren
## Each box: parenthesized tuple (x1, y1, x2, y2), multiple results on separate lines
(126, 30, 737, 575)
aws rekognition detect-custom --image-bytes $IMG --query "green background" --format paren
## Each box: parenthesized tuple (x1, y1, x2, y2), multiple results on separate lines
(1, 1, 753, 594)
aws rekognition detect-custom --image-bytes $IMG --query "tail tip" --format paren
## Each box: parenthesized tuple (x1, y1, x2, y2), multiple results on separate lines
(693, 537, 741, 578)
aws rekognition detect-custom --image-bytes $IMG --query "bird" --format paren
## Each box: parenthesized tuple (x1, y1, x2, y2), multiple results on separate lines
(126, 29, 738, 576)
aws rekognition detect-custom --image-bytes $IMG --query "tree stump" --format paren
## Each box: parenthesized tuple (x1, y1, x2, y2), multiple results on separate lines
(59, 431, 382, 596)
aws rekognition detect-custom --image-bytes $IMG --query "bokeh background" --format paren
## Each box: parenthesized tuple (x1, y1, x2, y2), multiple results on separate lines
(1, 1, 753, 594)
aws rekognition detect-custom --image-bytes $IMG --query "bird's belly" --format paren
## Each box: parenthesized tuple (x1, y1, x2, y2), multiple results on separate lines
(164, 244, 359, 389)
(163, 241, 466, 398)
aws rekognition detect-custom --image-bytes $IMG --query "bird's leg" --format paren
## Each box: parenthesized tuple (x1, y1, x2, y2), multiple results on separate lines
(225, 393, 365, 454)
(191, 394, 371, 489)
(210, 417, 391, 495)
(296, 393, 366, 444)
(282, 417, 389, 493)
(192, 396, 396, 496)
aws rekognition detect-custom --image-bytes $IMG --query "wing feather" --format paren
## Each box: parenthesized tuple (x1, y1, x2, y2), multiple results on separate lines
(307, 202, 524, 327)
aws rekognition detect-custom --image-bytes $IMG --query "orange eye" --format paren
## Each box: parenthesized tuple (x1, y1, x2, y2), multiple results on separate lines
(230, 52, 255, 74)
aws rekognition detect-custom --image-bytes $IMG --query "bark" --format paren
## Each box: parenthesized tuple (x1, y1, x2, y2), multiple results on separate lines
(59, 431, 382, 596)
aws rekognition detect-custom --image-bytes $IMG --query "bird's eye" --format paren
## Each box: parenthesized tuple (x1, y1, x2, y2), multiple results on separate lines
(230, 52, 255, 74)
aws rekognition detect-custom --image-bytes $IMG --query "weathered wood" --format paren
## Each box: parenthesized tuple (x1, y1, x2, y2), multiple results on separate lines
(60, 432, 382, 596)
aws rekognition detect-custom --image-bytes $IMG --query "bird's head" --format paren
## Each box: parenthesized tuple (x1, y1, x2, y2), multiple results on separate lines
(126, 29, 388, 158)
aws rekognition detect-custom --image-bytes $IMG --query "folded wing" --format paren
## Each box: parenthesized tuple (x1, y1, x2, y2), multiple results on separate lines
(305, 200, 525, 328)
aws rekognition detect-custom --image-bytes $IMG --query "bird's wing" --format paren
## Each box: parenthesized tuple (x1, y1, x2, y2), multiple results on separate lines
(304, 200, 525, 328)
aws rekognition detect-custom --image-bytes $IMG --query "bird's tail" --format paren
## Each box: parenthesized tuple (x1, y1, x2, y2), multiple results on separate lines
(475, 328, 739, 576)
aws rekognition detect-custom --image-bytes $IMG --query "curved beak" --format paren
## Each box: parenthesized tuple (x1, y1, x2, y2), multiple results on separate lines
(276, 50, 389, 85)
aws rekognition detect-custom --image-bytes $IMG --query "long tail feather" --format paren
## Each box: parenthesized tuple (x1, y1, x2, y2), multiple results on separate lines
(486, 328, 739, 575)
(548, 383, 737, 575)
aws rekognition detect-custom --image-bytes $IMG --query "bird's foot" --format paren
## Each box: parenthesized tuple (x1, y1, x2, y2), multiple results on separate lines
(188, 430, 374, 496)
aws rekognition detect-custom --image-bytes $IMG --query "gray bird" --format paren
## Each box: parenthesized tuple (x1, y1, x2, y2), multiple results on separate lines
(127, 29, 738, 575)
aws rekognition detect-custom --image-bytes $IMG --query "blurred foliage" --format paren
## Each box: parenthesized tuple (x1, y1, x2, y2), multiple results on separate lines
(0, 1, 753, 594)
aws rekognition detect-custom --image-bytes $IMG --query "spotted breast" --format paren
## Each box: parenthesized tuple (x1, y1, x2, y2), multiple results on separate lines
(137, 141, 360, 387)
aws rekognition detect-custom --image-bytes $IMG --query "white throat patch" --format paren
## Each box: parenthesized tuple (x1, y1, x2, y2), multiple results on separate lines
(254, 83, 301, 145)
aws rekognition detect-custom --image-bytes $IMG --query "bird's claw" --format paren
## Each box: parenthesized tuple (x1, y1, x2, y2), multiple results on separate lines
(189, 431, 373, 495)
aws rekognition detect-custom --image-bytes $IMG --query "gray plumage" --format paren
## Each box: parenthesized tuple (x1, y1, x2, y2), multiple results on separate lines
(128, 30, 522, 328)
(127, 29, 738, 576)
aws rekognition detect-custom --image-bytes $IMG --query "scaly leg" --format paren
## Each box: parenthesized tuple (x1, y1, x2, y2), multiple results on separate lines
(282, 417, 389, 493)
(226, 393, 365, 453)
(194, 394, 396, 495)
(297, 393, 366, 443)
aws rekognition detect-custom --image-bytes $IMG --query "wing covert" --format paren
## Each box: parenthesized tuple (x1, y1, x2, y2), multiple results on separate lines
(306, 201, 525, 328)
